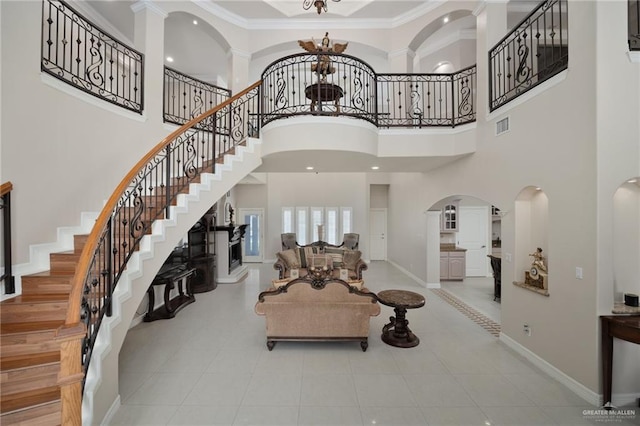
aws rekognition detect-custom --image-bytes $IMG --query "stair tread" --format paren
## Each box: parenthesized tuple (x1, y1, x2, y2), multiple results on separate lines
(1, 294, 69, 304)
(0, 320, 64, 336)
(22, 271, 74, 279)
(0, 386, 60, 414)
(0, 400, 61, 425)
(0, 352, 60, 371)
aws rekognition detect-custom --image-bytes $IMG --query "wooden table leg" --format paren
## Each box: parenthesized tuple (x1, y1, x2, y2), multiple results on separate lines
(601, 317, 613, 408)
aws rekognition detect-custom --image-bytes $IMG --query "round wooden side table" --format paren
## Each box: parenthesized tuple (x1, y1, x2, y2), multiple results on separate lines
(377, 289, 426, 348)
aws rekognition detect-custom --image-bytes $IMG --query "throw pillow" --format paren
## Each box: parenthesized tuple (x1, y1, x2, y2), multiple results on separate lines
(342, 249, 362, 270)
(298, 246, 318, 268)
(277, 249, 301, 269)
(324, 247, 345, 268)
(307, 254, 333, 270)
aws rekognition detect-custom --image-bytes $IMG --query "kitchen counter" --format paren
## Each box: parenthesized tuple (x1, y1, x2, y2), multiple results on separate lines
(440, 243, 467, 252)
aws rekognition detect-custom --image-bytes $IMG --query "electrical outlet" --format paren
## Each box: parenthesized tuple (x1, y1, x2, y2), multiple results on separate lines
(576, 267, 583, 279)
(523, 324, 531, 336)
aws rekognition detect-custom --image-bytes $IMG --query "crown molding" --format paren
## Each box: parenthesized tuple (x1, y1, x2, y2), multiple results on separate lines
(131, 0, 168, 19)
(193, 0, 450, 31)
(227, 49, 252, 60)
(388, 48, 416, 60)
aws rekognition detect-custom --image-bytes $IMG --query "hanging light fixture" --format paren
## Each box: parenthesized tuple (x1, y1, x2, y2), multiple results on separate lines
(303, 0, 341, 14)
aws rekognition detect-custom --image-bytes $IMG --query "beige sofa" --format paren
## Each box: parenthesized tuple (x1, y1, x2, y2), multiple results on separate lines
(254, 277, 380, 351)
(273, 241, 367, 281)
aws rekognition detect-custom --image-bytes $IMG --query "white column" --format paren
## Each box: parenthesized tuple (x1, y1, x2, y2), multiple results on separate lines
(474, 0, 508, 119)
(227, 48, 251, 94)
(131, 0, 167, 124)
(426, 211, 442, 288)
(388, 48, 416, 73)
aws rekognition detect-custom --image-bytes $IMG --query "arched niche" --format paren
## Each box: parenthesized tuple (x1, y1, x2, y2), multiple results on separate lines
(612, 177, 640, 303)
(514, 186, 549, 295)
(164, 11, 230, 84)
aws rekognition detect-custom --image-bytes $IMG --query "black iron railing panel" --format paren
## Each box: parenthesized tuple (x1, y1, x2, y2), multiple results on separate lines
(377, 65, 476, 128)
(164, 67, 232, 127)
(41, 0, 144, 114)
(630, 0, 640, 51)
(78, 85, 260, 377)
(489, 0, 568, 112)
(261, 52, 378, 127)
(1, 183, 15, 295)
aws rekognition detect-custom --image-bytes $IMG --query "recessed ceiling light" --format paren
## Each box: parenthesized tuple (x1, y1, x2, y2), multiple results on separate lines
(193, 19, 198, 25)
(628, 178, 638, 183)
(371, 166, 380, 170)
(166, 56, 174, 63)
(443, 16, 449, 24)
(535, 187, 542, 191)
(306, 166, 314, 170)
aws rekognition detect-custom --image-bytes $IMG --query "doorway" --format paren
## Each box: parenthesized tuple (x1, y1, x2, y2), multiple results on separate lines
(458, 206, 489, 277)
(369, 208, 387, 260)
(238, 208, 264, 263)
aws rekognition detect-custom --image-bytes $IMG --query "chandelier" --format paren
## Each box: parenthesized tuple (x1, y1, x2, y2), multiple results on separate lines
(303, 0, 341, 14)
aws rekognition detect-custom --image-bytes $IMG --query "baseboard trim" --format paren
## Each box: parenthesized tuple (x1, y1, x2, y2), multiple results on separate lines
(387, 259, 430, 288)
(99, 395, 121, 426)
(500, 333, 600, 406)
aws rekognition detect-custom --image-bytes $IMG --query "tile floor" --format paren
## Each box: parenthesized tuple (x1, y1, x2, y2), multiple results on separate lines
(111, 261, 639, 426)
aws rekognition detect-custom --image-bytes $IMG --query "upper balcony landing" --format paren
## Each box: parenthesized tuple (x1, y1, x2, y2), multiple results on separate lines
(257, 115, 476, 173)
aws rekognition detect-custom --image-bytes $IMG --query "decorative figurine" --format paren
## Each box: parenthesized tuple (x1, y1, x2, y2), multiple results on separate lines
(528, 247, 547, 278)
(298, 32, 348, 82)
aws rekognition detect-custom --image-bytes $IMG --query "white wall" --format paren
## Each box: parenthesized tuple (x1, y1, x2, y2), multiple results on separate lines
(0, 1, 170, 265)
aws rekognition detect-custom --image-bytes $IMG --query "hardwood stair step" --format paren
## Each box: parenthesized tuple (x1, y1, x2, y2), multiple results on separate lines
(0, 321, 63, 358)
(1, 362, 59, 397)
(0, 351, 60, 372)
(0, 386, 60, 415)
(48, 252, 81, 275)
(0, 400, 61, 425)
(73, 234, 89, 254)
(20, 273, 73, 296)
(0, 296, 68, 323)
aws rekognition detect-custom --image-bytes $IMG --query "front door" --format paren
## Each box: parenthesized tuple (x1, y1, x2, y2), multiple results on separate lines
(238, 208, 264, 263)
(369, 208, 387, 260)
(458, 206, 489, 277)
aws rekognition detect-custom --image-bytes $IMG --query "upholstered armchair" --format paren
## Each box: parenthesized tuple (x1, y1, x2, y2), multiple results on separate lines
(281, 233, 297, 250)
(342, 233, 359, 250)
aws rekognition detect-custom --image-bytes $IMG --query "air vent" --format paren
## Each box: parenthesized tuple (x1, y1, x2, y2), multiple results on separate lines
(496, 117, 510, 135)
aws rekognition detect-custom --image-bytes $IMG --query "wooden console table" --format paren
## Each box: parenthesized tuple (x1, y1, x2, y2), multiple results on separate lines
(144, 264, 196, 322)
(600, 315, 640, 406)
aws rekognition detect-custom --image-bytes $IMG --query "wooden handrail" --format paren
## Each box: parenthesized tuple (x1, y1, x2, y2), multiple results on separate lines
(56, 81, 261, 425)
(0, 181, 13, 197)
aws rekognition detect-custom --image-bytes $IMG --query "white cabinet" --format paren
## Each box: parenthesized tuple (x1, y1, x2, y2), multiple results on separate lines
(441, 201, 459, 232)
(440, 250, 466, 281)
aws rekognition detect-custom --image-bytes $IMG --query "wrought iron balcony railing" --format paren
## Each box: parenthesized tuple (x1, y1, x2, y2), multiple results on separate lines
(164, 67, 232, 126)
(261, 52, 476, 128)
(489, 0, 568, 112)
(41, 0, 144, 114)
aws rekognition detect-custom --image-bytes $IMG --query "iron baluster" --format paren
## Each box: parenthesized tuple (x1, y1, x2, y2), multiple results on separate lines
(1, 185, 15, 294)
(165, 146, 171, 220)
(106, 217, 113, 317)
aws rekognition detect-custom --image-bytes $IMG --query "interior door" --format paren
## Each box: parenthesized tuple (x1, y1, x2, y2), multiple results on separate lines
(369, 209, 387, 260)
(238, 208, 263, 263)
(458, 206, 489, 277)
